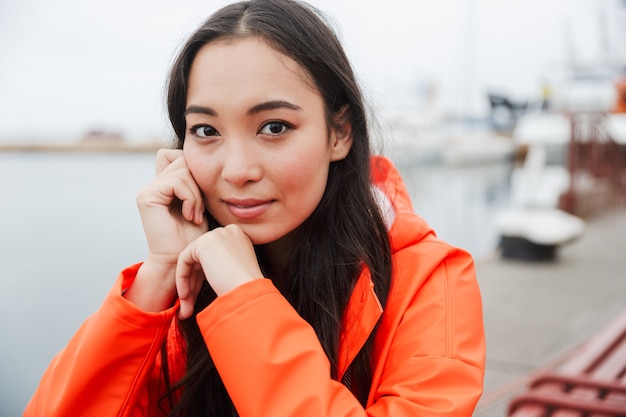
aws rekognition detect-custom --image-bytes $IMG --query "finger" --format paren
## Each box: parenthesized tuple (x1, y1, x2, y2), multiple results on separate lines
(142, 175, 196, 219)
(155, 149, 184, 175)
(173, 176, 205, 223)
(190, 263, 205, 302)
(176, 247, 200, 319)
(159, 158, 205, 223)
(144, 166, 203, 223)
(178, 175, 206, 224)
(157, 152, 187, 177)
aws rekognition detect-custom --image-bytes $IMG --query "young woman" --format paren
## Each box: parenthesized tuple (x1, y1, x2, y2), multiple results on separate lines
(25, 1, 485, 416)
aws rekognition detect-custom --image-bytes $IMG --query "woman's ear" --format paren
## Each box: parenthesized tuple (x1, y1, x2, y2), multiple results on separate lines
(330, 105, 353, 162)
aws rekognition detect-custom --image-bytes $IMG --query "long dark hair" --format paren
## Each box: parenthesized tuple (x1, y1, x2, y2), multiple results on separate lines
(163, 0, 392, 415)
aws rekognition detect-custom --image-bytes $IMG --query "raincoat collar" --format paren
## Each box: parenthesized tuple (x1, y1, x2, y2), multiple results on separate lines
(336, 156, 433, 380)
(337, 267, 383, 380)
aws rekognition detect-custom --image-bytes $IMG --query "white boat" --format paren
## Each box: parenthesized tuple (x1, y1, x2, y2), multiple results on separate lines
(495, 113, 585, 261)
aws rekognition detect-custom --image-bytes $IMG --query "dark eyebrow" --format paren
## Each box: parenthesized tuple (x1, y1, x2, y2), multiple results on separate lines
(184, 105, 216, 117)
(184, 101, 302, 118)
(247, 100, 302, 115)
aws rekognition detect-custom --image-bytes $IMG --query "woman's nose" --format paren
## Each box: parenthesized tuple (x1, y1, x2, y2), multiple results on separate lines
(221, 141, 262, 186)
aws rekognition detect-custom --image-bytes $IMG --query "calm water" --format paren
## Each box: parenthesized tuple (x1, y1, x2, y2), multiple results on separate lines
(0, 151, 511, 416)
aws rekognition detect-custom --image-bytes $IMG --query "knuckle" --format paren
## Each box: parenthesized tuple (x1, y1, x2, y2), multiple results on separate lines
(135, 187, 149, 203)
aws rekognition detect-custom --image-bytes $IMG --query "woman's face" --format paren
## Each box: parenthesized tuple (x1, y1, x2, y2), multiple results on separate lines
(183, 37, 352, 246)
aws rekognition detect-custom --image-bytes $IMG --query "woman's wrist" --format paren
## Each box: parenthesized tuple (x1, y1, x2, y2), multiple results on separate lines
(124, 258, 178, 312)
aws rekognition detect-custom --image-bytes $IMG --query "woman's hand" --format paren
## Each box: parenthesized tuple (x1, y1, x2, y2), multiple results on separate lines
(176, 224, 263, 319)
(125, 149, 209, 312)
(138, 149, 208, 263)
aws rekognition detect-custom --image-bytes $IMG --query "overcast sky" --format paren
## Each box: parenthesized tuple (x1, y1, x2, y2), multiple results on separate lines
(1, 0, 625, 142)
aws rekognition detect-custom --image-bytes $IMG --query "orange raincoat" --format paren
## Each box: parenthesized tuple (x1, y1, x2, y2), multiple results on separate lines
(25, 156, 485, 416)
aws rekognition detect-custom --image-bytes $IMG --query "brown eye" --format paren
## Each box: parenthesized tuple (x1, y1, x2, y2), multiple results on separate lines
(260, 121, 289, 135)
(192, 125, 219, 137)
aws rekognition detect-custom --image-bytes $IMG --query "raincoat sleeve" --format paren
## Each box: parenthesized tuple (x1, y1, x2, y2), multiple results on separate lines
(196, 243, 485, 417)
(24, 263, 177, 417)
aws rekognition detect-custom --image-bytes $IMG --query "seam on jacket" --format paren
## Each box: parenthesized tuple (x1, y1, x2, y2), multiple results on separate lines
(400, 233, 454, 254)
(389, 354, 485, 373)
(421, 237, 459, 251)
(424, 355, 485, 374)
(102, 287, 173, 416)
(443, 258, 453, 358)
(119, 323, 168, 417)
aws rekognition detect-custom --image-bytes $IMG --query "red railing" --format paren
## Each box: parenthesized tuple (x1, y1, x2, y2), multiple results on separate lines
(559, 113, 626, 215)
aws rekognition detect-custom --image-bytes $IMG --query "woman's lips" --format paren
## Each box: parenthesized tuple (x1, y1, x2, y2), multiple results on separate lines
(224, 199, 273, 219)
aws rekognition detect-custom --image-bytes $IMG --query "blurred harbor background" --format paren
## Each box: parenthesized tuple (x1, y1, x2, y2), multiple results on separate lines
(1, 0, 626, 416)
